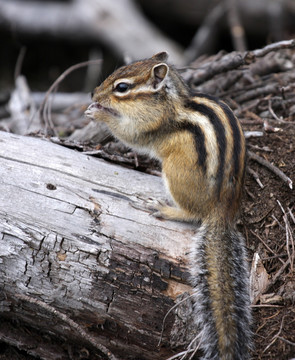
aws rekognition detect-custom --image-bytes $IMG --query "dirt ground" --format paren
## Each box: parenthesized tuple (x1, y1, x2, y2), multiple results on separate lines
(242, 123, 295, 359)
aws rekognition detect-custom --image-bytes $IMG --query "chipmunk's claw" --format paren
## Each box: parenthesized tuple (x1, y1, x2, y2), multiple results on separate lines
(129, 200, 168, 218)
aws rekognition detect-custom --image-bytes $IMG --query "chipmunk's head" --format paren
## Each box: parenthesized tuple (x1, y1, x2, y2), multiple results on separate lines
(85, 52, 188, 146)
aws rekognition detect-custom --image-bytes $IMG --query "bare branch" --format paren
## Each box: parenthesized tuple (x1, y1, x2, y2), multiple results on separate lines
(248, 151, 293, 190)
(39, 59, 102, 135)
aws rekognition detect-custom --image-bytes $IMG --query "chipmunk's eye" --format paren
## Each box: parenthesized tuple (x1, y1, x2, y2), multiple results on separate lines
(114, 82, 130, 93)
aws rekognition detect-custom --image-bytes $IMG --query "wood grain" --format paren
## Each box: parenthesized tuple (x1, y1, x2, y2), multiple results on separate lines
(0, 131, 195, 359)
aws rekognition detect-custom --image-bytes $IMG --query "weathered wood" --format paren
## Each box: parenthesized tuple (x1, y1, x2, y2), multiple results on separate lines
(0, 131, 195, 359)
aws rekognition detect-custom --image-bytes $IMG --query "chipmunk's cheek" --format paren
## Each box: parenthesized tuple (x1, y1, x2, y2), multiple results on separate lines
(85, 102, 119, 120)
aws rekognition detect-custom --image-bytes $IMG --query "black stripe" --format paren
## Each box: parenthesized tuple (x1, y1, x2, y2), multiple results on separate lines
(189, 91, 220, 103)
(182, 122, 207, 172)
(167, 120, 208, 173)
(185, 100, 226, 198)
(190, 94, 243, 179)
(143, 118, 207, 173)
(220, 102, 241, 178)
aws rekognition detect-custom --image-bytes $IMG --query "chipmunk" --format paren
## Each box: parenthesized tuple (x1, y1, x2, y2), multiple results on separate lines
(85, 52, 252, 360)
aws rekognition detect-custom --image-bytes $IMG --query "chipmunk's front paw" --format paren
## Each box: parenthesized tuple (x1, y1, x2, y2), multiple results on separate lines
(130, 200, 168, 218)
(149, 203, 179, 220)
(141, 200, 167, 219)
(130, 200, 189, 221)
(150, 208, 165, 219)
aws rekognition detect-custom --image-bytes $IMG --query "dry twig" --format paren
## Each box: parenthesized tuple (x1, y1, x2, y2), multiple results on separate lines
(39, 59, 102, 135)
(14, 46, 27, 80)
(247, 167, 264, 188)
(262, 315, 285, 354)
(185, 39, 295, 86)
(250, 230, 284, 265)
(248, 151, 293, 189)
(251, 39, 295, 58)
(277, 200, 295, 272)
(268, 99, 283, 123)
(264, 258, 291, 293)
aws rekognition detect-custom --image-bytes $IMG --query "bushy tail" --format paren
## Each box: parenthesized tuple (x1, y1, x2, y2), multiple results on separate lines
(190, 223, 252, 360)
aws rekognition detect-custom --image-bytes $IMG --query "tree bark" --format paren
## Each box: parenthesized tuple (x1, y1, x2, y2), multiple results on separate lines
(0, 131, 194, 360)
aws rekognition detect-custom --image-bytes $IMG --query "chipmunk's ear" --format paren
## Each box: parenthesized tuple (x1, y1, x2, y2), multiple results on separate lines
(151, 63, 169, 89)
(151, 52, 168, 62)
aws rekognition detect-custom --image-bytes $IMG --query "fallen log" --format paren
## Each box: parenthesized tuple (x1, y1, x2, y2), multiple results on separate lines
(0, 131, 195, 360)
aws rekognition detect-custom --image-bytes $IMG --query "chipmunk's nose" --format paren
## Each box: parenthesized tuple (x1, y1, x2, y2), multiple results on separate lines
(85, 102, 100, 119)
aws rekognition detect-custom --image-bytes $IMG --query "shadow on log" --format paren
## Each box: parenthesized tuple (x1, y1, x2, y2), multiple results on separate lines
(0, 131, 195, 360)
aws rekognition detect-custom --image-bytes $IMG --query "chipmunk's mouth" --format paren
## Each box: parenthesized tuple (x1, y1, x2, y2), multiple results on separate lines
(85, 102, 119, 119)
